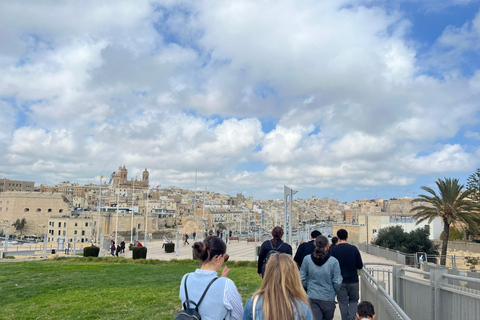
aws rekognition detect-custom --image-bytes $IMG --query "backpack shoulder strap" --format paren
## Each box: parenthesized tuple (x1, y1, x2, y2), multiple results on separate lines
(276, 242, 284, 250)
(270, 240, 276, 250)
(183, 274, 190, 309)
(196, 277, 218, 308)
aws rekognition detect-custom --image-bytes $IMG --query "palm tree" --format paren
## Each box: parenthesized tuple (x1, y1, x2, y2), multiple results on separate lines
(410, 178, 480, 265)
(12, 218, 27, 238)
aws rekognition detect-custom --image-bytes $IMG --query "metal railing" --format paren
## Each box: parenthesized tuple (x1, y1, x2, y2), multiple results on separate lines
(363, 262, 480, 320)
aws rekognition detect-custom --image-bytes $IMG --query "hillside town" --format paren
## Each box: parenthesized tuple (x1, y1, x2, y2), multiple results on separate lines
(0, 166, 440, 246)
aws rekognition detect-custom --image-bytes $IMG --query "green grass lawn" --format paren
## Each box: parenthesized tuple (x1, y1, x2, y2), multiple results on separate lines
(0, 257, 262, 320)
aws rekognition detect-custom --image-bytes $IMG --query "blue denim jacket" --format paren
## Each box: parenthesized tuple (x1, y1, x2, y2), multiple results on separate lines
(242, 295, 313, 320)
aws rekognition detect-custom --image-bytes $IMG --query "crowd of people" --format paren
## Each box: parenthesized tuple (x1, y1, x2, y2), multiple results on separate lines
(178, 227, 372, 320)
(109, 239, 126, 257)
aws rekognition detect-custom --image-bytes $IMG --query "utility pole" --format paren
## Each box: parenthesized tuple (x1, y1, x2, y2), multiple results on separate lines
(96, 175, 103, 244)
(131, 180, 135, 244)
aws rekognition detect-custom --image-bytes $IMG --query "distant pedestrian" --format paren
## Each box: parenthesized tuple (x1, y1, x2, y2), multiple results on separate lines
(116, 244, 121, 257)
(110, 243, 115, 256)
(330, 229, 363, 320)
(330, 237, 338, 251)
(162, 236, 168, 249)
(120, 239, 125, 253)
(192, 231, 196, 241)
(64, 242, 70, 255)
(217, 229, 220, 237)
(294, 230, 321, 269)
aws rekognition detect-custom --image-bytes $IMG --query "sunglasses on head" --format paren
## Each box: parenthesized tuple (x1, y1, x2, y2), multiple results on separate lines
(223, 254, 229, 262)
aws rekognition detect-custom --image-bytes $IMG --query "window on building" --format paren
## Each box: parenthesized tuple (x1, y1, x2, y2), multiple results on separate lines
(74, 230, 77, 235)
(24, 208, 30, 212)
(58, 230, 61, 235)
(372, 229, 377, 234)
(63, 231, 66, 236)
(138, 224, 141, 229)
(82, 230, 85, 236)
(58, 222, 61, 227)
(75, 223, 77, 227)
(59, 209, 63, 213)
(36, 208, 41, 212)
(64, 222, 66, 227)
(48, 208, 52, 212)
(85, 222, 88, 227)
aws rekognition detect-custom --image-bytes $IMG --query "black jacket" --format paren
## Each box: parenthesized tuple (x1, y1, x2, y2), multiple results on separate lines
(293, 240, 315, 268)
(257, 239, 292, 274)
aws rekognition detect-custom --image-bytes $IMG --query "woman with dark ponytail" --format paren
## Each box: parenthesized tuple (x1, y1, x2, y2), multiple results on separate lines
(300, 235, 342, 320)
(257, 226, 292, 277)
(179, 236, 243, 320)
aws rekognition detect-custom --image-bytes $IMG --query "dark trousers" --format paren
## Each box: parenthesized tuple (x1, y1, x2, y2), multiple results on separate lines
(309, 298, 336, 320)
(337, 282, 359, 320)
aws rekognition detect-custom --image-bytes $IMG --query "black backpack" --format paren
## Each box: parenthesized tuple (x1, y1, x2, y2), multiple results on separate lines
(261, 240, 285, 276)
(174, 274, 218, 320)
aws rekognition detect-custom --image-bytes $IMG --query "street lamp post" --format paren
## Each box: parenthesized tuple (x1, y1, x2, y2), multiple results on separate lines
(284, 186, 298, 245)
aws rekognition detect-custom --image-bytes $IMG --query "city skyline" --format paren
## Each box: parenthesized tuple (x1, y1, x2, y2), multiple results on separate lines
(1, 1, 480, 203)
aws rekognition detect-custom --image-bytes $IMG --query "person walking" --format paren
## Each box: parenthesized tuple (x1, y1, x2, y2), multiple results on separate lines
(300, 235, 343, 320)
(193, 231, 196, 241)
(115, 244, 121, 257)
(329, 229, 363, 320)
(257, 226, 292, 277)
(178, 236, 243, 320)
(329, 237, 338, 253)
(243, 253, 313, 320)
(294, 230, 321, 268)
(120, 239, 125, 253)
(110, 242, 115, 257)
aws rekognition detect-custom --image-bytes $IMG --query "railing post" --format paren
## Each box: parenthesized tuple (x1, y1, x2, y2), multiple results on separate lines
(430, 268, 447, 320)
(392, 264, 403, 306)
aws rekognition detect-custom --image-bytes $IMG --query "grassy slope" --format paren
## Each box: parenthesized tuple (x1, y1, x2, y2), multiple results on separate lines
(0, 258, 262, 320)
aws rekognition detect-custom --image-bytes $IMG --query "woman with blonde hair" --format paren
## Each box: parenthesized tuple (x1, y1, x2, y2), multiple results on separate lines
(243, 253, 313, 320)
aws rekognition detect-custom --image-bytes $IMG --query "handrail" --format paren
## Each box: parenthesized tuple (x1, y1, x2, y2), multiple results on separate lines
(362, 266, 412, 320)
(443, 273, 480, 284)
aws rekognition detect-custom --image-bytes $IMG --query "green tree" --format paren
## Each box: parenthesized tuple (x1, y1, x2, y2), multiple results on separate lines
(373, 226, 407, 251)
(373, 226, 438, 255)
(12, 218, 27, 237)
(467, 168, 480, 202)
(410, 178, 480, 265)
(217, 223, 226, 230)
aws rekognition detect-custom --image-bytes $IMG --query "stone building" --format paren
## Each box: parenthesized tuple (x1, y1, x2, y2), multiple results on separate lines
(112, 166, 149, 189)
(0, 178, 35, 192)
(0, 192, 69, 236)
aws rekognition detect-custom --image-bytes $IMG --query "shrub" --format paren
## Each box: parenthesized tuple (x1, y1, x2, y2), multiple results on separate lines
(128, 243, 134, 251)
(164, 242, 174, 253)
(83, 246, 99, 257)
(132, 246, 147, 260)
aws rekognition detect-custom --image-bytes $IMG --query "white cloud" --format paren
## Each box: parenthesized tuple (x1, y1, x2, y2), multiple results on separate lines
(0, 1, 480, 200)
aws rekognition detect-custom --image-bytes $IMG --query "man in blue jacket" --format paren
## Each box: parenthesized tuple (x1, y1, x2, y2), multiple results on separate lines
(294, 230, 321, 268)
(329, 229, 363, 320)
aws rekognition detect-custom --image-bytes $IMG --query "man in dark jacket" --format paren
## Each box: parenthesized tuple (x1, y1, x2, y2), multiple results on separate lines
(294, 230, 321, 268)
(329, 229, 363, 320)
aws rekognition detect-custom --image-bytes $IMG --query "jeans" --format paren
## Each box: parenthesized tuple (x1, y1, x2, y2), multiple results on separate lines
(309, 298, 336, 320)
(337, 282, 359, 320)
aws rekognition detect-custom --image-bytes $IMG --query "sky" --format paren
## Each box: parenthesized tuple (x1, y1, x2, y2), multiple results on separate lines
(1, 0, 480, 203)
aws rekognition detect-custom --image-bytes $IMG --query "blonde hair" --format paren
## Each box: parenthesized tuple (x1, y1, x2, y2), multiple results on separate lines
(253, 253, 310, 320)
